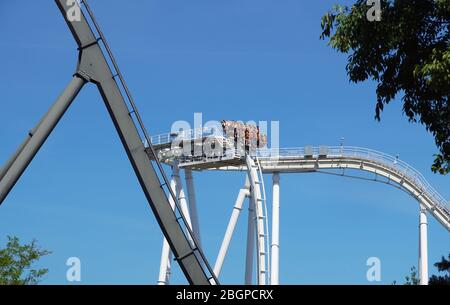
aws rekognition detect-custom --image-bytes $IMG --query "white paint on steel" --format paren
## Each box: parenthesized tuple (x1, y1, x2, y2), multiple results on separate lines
(151, 138, 450, 284)
(256, 155, 271, 284)
(159, 164, 196, 285)
(185, 169, 202, 245)
(246, 155, 268, 285)
(419, 206, 429, 285)
(172, 164, 194, 244)
(157, 175, 177, 285)
(245, 194, 256, 285)
(197, 147, 450, 232)
(214, 177, 250, 277)
(271, 173, 280, 285)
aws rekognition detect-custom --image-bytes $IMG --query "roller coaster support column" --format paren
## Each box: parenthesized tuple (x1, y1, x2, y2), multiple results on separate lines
(0, 0, 219, 285)
(214, 177, 250, 277)
(419, 205, 429, 285)
(157, 175, 177, 285)
(0, 75, 86, 204)
(173, 164, 194, 243)
(245, 193, 256, 284)
(271, 173, 280, 285)
(185, 169, 201, 245)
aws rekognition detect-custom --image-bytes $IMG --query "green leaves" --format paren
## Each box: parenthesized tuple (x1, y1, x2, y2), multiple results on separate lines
(432, 154, 450, 174)
(429, 253, 450, 284)
(404, 266, 420, 285)
(320, 0, 450, 174)
(320, 12, 336, 40)
(0, 236, 51, 285)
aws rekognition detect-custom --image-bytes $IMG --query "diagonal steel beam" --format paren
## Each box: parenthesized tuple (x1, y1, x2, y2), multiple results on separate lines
(54, 0, 215, 285)
(0, 0, 217, 285)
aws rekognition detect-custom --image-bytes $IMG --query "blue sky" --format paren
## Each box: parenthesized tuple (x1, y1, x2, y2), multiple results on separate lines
(0, 0, 448, 284)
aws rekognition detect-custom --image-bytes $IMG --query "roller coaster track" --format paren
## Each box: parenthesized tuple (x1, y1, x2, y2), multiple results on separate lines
(3, 0, 445, 285)
(149, 129, 450, 232)
(245, 155, 270, 285)
(0, 0, 218, 285)
(179, 146, 450, 232)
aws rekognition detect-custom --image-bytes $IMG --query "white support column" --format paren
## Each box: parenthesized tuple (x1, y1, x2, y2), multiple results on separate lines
(419, 205, 428, 285)
(173, 164, 194, 243)
(245, 194, 256, 285)
(214, 177, 250, 277)
(157, 233, 172, 285)
(185, 169, 201, 245)
(158, 164, 195, 285)
(157, 175, 177, 285)
(270, 173, 280, 285)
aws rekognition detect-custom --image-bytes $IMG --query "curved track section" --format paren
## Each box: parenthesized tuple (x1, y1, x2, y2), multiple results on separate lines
(148, 130, 450, 232)
(207, 146, 450, 232)
(245, 155, 269, 285)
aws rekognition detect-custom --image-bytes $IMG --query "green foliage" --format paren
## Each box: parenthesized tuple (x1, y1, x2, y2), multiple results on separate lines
(400, 254, 450, 285)
(429, 253, 450, 285)
(321, 0, 450, 174)
(0, 236, 51, 285)
(404, 266, 420, 285)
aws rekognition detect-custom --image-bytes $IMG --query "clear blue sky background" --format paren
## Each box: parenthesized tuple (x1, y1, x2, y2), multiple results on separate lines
(0, 1, 448, 284)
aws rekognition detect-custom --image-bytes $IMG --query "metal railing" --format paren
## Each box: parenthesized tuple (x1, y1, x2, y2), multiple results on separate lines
(150, 128, 449, 217)
(150, 129, 449, 218)
(80, 1, 219, 284)
(254, 146, 450, 215)
(149, 127, 217, 146)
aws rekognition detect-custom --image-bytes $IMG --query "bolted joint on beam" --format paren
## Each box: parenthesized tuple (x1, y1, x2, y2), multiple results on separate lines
(77, 38, 101, 51)
(74, 70, 92, 83)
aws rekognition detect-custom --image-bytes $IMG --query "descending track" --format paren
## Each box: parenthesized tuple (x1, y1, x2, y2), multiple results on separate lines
(245, 155, 269, 285)
(2, 0, 445, 286)
(148, 129, 449, 285)
(190, 146, 450, 232)
(0, 0, 218, 285)
(149, 132, 450, 232)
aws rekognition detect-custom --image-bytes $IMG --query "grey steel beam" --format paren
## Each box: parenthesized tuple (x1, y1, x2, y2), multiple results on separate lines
(54, 0, 214, 284)
(0, 75, 86, 204)
(0, 134, 31, 182)
(0, 0, 215, 285)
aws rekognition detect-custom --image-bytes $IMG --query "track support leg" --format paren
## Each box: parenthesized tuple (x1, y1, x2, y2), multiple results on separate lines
(157, 175, 177, 285)
(214, 177, 250, 278)
(245, 193, 256, 285)
(270, 173, 280, 285)
(0, 75, 86, 204)
(419, 205, 428, 285)
(185, 169, 201, 244)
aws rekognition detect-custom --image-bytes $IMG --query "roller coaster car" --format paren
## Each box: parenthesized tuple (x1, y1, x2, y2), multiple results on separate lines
(221, 120, 268, 149)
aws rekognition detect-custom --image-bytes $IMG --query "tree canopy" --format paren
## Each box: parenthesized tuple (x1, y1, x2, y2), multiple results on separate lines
(429, 253, 450, 284)
(0, 236, 51, 285)
(320, 0, 450, 174)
